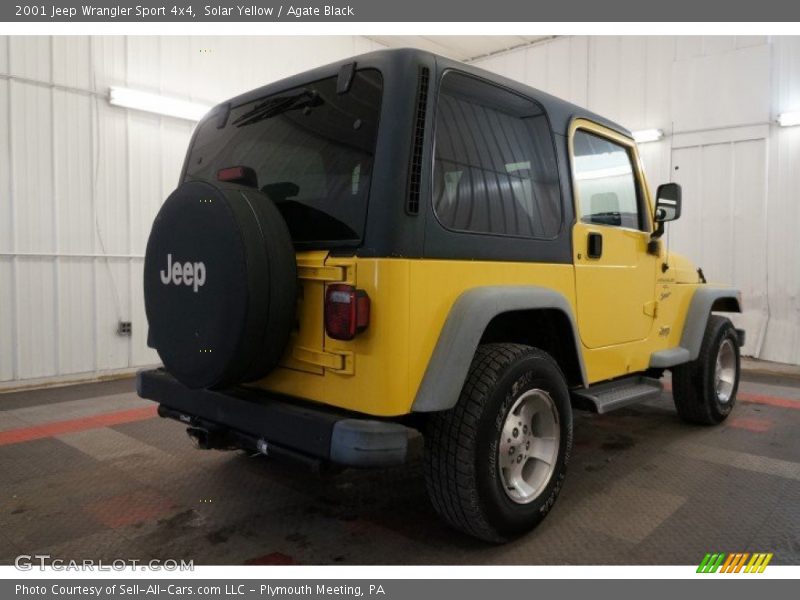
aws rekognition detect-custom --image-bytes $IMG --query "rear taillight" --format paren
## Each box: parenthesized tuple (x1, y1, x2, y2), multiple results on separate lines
(324, 284, 370, 341)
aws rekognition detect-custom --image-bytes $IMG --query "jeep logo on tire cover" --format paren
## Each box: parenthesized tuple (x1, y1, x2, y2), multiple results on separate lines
(160, 253, 206, 293)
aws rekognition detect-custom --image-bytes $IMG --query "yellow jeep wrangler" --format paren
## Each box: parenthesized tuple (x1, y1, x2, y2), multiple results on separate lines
(138, 48, 745, 542)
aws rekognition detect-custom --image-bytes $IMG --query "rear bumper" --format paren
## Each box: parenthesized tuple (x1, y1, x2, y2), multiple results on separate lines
(136, 369, 408, 467)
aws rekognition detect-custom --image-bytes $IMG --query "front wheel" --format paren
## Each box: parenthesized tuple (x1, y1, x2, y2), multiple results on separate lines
(424, 343, 573, 543)
(672, 315, 741, 425)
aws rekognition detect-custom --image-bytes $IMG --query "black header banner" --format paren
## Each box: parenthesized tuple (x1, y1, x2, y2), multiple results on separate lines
(5, 0, 800, 22)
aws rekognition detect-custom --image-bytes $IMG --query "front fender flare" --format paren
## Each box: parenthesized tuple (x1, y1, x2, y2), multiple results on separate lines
(649, 286, 742, 368)
(680, 287, 742, 360)
(411, 286, 586, 413)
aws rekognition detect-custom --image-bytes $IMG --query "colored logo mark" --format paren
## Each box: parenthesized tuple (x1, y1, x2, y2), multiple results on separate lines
(697, 552, 773, 573)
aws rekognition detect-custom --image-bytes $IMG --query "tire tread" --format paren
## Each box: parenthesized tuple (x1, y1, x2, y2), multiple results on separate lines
(672, 315, 738, 425)
(424, 343, 560, 542)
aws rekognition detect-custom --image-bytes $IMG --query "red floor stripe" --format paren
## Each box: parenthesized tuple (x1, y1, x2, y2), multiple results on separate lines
(0, 406, 158, 446)
(738, 391, 800, 410)
(663, 382, 799, 410)
(728, 416, 774, 432)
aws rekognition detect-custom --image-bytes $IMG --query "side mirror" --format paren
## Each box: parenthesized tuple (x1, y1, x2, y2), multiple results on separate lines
(652, 182, 681, 238)
(655, 183, 682, 222)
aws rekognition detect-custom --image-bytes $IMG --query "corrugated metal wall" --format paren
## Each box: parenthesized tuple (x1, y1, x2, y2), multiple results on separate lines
(0, 35, 385, 388)
(474, 36, 800, 365)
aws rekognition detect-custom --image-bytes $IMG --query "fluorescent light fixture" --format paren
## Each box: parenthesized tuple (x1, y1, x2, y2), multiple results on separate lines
(108, 87, 212, 121)
(777, 111, 800, 127)
(632, 129, 664, 143)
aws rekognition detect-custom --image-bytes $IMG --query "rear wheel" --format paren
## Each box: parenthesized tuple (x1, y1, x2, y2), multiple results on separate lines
(424, 343, 573, 542)
(672, 315, 740, 425)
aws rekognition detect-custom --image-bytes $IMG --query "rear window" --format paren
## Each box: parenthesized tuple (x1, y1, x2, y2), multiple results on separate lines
(184, 69, 383, 246)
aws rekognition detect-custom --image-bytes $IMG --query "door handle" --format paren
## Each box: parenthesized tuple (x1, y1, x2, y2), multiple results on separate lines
(587, 232, 603, 259)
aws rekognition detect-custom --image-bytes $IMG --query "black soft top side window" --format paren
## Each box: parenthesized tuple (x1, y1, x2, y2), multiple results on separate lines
(433, 71, 561, 239)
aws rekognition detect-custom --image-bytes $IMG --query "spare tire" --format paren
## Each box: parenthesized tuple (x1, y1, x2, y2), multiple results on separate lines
(144, 180, 296, 389)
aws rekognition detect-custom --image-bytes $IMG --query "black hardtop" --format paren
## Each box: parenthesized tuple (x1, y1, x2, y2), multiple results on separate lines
(215, 47, 632, 139)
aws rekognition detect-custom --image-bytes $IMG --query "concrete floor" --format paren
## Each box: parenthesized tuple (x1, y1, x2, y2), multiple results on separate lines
(1, 370, 799, 565)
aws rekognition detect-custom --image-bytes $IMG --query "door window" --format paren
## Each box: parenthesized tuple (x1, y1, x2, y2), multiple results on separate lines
(573, 130, 645, 231)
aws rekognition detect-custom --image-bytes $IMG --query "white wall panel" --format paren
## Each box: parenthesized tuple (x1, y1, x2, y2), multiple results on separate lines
(94, 258, 130, 371)
(762, 37, 800, 364)
(130, 260, 158, 367)
(523, 37, 588, 107)
(94, 101, 129, 256)
(617, 37, 648, 130)
(0, 37, 9, 74)
(53, 90, 93, 254)
(90, 37, 126, 92)
(10, 82, 54, 253)
(0, 258, 14, 381)
(675, 37, 703, 61)
(159, 119, 193, 197)
(128, 111, 163, 257)
(729, 140, 769, 354)
(56, 258, 95, 375)
(473, 35, 797, 364)
(672, 44, 770, 133)
(643, 37, 674, 132)
(587, 37, 623, 124)
(550, 37, 587, 106)
(0, 79, 10, 253)
(159, 37, 192, 95)
(353, 36, 385, 56)
(52, 36, 91, 90)
(737, 36, 768, 49)
(762, 126, 800, 364)
(702, 36, 737, 56)
(15, 258, 57, 379)
(126, 36, 161, 92)
(9, 36, 50, 82)
(668, 146, 703, 262)
(521, 46, 546, 90)
(636, 140, 671, 195)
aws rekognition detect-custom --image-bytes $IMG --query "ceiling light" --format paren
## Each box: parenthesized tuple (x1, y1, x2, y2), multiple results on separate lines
(632, 129, 664, 144)
(777, 112, 800, 127)
(108, 87, 212, 121)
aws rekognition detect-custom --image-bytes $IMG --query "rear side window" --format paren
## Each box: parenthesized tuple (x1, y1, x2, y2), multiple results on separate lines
(433, 72, 561, 238)
(184, 69, 383, 246)
(572, 130, 643, 230)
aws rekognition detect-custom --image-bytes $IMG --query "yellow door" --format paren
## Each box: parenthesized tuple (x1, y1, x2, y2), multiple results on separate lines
(570, 121, 658, 349)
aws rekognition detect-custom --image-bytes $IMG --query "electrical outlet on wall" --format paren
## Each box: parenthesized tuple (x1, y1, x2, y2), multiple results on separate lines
(117, 321, 132, 336)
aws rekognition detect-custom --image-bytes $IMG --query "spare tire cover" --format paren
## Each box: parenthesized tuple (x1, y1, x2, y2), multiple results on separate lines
(144, 180, 296, 389)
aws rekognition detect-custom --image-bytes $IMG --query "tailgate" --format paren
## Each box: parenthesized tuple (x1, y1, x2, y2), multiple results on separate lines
(279, 250, 355, 375)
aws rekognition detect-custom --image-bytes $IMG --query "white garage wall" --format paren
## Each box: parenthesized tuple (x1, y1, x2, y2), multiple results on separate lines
(0, 35, 385, 388)
(473, 36, 800, 366)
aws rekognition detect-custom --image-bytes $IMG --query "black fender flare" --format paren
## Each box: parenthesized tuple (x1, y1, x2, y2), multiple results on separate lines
(411, 286, 587, 413)
(649, 287, 743, 368)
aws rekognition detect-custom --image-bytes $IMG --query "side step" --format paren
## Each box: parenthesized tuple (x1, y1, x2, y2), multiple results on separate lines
(571, 376, 663, 414)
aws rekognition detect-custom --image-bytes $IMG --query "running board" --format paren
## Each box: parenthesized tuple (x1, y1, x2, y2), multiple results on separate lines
(571, 377, 663, 414)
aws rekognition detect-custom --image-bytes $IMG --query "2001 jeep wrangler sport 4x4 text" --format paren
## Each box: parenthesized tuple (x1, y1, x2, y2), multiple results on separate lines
(138, 48, 745, 542)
